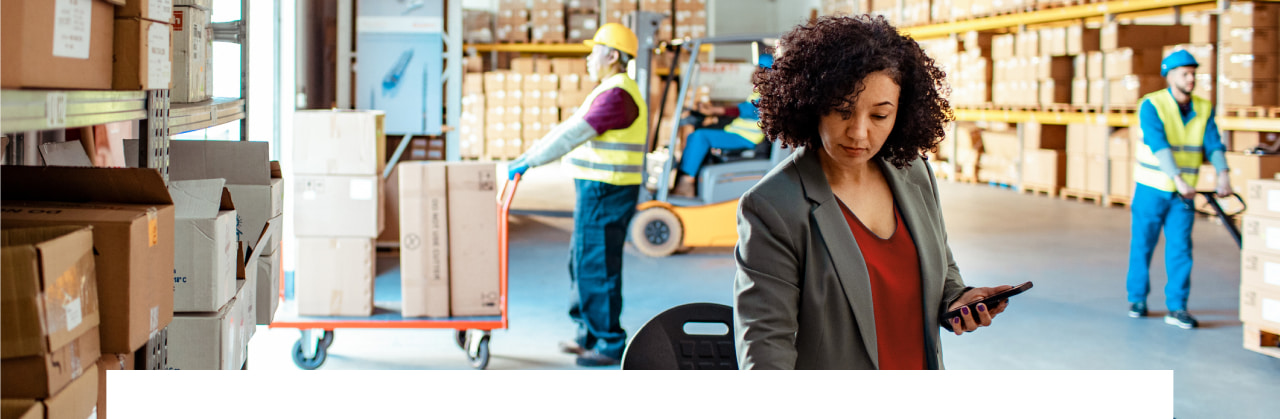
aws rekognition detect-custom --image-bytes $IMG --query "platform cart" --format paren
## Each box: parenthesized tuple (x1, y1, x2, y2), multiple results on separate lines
(270, 176, 521, 370)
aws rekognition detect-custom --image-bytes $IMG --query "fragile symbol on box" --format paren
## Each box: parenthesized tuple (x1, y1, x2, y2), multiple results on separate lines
(404, 233, 422, 250)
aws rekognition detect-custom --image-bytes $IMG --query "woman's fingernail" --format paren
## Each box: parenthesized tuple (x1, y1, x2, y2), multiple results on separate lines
(978, 304, 987, 312)
(961, 306, 970, 315)
(952, 317, 960, 324)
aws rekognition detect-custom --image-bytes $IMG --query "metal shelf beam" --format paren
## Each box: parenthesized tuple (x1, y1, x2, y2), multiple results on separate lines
(1, 90, 147, 134)
(902, 0, 1217, 39)
(168, 98, 247, 136)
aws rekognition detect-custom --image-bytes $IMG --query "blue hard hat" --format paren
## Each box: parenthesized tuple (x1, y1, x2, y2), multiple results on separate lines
(1161, 50, 1198, 77)
(758, 53, 773, 69)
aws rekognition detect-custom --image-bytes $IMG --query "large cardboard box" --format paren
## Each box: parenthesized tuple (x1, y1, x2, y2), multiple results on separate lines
(1240, 281, 1280, 331)
(95, 353, 132, 419)
(0, 0, 115, 89)
(0, 226, 100, 360)
(1245, 179, 1281, 218)
(1085, 155, 1108, 194)
(1109, 157, 1134, 199)
(1066, 124, 1109, 157)
(168, 296, 240, 369)
(292, 110, 387, 177)
(1225, 153, 1280, 193)
(1242, 214, 1281, 254)
(116, 0, 173, 22)
(1231, 131, 1280, 152)
(1224, 1, 1279, 28)
(296, 238, 375, 317)
(1100, 23, 1189, 52)
(112, 18, 172, 90)
(1066, 26, 1099, 55)
(1, 167, 175, 354)
(399, 162, 452, 318)
(1221, 79, 1280, 106)
(1024, 123, 1066, 150)
(1225, 28, 1280, 54)
(1, 327, 99, 399)
(1, 400, 42, 419)
(1103, 48, 1162, 78)
(1021, 149, 1065, 188)
(447, 163, 501, 317)
(293, 174, 385, 238)
(7, 365, 99, 419)
(1224, 54, 1280, 81)
(168, 179, 238, 313)
(171, 5, 212, 103)
(1109, 76, 1166, 107)
(168, 140, 284, 256)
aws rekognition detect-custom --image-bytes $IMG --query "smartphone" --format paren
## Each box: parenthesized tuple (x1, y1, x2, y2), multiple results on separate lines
(942, 281, 1033, 324)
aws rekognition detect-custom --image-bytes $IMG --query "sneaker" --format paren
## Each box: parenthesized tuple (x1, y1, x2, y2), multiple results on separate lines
(1164, 310, 1198, 329)
(1128, 302, 1148, 318)
(575, 350, 621, 367)
(558, 341, 586, 356)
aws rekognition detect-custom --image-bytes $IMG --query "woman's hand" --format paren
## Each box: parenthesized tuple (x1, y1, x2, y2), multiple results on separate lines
(945, 285, 1012, 336)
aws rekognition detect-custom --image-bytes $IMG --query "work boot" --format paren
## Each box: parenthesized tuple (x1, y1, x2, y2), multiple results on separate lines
(575, 350, 621, 367)
(1164, 310, 1198, 329)
(1128, 302, 1148, 318)
(671, 175, 696, 197)
(558, 341, 586, 355)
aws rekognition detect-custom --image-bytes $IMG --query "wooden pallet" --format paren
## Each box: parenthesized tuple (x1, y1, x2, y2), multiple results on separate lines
(1226, 106, 1268, 118)
(1243, 322, 1280, 359)
(1270, 107, 1280, 119)
(1022, 183, 1059, 197)
(1105, 194, 1131, 207)
(1060, 188, 1104, 205)
(1042, 103, 1073, 113)
(1106, 105, 1136, 114)
(1073, 105, 1102, 113)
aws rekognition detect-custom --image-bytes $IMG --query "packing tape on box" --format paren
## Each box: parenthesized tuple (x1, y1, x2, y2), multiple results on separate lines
(147, 208, 159, 247)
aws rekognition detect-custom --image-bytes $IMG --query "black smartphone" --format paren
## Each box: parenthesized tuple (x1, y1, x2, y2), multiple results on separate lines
(942, 281, 1033, 324)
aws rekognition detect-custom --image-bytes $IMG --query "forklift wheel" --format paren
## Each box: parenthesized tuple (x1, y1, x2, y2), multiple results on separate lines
(630, 207, 683, 257)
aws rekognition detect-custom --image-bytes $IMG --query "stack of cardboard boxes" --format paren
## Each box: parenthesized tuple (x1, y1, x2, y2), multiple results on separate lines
(604, 0, 639, 26)
(1068, 26, 1101, 108)
(1036, 26, 1073, 107)
(1105, 127, 1138, 203)
(977, 125, 1020, 184)
(531, 0, 567, 43)
(900, 0, 932, 27)
(674, 0, 708, 40)
(113, 0, 174, 91)
(992, 32, 1041, 108)
(497, 0, 531, 43)
(1240, 178, 1281, 357)
(483, 71, 525, 160)
(1100, 23, 1189, 108)
(461, 74, 488, 159)
(477, 58, 590, 160)
(2, 226, 103, 419)
(641, 0, 674, 41)
(171, 0, 214, 103)
(1065, 124, 1111, 197)
(291, 110, 388, 317)
(868, 0, 901, 25)
(1221, 1, 1280, 108)
(820, 0, 864, 16)
(398, 162, 502, 318)
(1020, 123, 1069, 193)
(953, 31, 993, 107)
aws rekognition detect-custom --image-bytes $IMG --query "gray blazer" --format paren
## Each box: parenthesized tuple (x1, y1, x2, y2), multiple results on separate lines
(733, 146, 969, 369)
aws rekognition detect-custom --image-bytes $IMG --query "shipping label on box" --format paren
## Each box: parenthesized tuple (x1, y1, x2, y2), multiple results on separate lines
(1246, 179, 1281, 218)
(113, 18, 173, 90)
(1243, 214, 1281, 253)
(168, 179, 238, 313)
(0, 326, 99, 399)
(1, 166, 176, 354)
(293, 174, 384, 238)
(296, 238, 375, 317)
(171, 5, 212, 102)
(399, 163, 451, 318)
(447, 163, 501, 317)
(0, 226, 100, 360)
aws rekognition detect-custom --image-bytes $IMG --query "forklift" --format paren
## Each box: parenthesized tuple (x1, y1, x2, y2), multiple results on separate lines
(626, 24, 788, 257)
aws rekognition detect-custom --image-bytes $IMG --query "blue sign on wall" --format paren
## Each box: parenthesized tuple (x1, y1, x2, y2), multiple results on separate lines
(356, 0, 444, 135)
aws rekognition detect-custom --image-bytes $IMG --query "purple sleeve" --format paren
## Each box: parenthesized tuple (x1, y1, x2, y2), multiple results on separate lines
(582, 88, 640, 135)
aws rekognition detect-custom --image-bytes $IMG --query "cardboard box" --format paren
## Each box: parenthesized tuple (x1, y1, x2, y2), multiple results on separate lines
(1085, 155, 1108, 194)
(9, 365, 99, 419)
(1246, 179, 1281, 218)
(116, 0, 173, 22)
(399, 163, 451, 318)
(567, 13, 599, 43)
(95, 353, 131, 419)
(1022, 149, 1066, 187)
(292, 110, 387, 177)
(0, 0, 115, 89)
(1071, 78, 1089, 106)
(1232, 131, 1280, 152)
(1240, 281, 1280, 330)
(112, 18, 172, 90)
(1243, 214, 1281, 254)
(1189, 13, 1217, 44)
(1, 326, 99, 399)
(1221, 79, 1281, 106)
(168, 179, 238, 313)
(447, 163, 501, 317)
(1109, 76, 1165, 107)
(1242, 249, 1280, 291)
(1226, 153, 1280, 193)
(171, 5, 212, 102)
(1100, 23, 1189, 52)
(1066, 26, 1099, 55)
(233, 278, 255, 354)
(1023, 122, 1067, 150)
(1225, 28, 1280, 54)
(511, 57, 536, 74)
(296, 238, 375, 317)
(1224, 1, 1279, 28)
(0, 227, 100, 360)
(1067, 124, 1110, 157)
(1037, 56, 1073, 81)
(1086, 51, 1103, 80)
(1039, 79, 1071, 105)
(483, 72, 507, 92)
(293, 174, 385, 238)
(1, 166, 175, 354)
(1225, 54, 1280, 81)
(255, 245, 281, 325)
(1109, 157, 1134, 199)
(1104, 48, 1162, 78)
(168, 295, 240, 369)
(1, 400, 42, 419)
(168, 140, 284, 256)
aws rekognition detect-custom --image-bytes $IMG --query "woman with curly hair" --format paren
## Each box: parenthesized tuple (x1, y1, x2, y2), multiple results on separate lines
(733, 15, 1017, 369)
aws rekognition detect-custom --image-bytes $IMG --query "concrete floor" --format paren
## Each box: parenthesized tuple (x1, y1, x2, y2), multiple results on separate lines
(248, 181, 1278, 418)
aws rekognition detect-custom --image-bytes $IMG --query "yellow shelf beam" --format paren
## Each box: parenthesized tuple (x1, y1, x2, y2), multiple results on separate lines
(903, 0, 1216, 39)
(954, 108, 1138, 127)
(464, 43, 713, 54)
(1220, 117, 1281, 133)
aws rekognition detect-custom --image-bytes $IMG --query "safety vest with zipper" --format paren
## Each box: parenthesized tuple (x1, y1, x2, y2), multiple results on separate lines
(563, 73, 648, 186)
(723, 92, 765, 144)
(1133, 89, 1211, 193)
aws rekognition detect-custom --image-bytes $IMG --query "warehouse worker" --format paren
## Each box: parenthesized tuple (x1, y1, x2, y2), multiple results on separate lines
(1126, 50, 1230, 330)
(506, 23, 646, 367)
(670, 54, 773, 197)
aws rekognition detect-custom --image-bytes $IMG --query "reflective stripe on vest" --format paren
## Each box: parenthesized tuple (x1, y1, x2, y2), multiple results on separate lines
(723, 92, 765, 144)
(1133, 90, 1211, 193)
(563, 73, 648, 185)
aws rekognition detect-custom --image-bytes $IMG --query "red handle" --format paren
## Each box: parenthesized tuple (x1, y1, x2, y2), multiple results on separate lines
(497, 174, 520, 328)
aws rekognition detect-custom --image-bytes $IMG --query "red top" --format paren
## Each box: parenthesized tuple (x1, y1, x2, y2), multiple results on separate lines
(838, 200, 926, 370)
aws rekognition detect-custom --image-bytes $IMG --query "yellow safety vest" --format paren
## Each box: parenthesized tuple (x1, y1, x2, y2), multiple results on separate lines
(723, 92, 766, 144)
(1133, 89, 1211, 193)
(563, 73, 648, 185)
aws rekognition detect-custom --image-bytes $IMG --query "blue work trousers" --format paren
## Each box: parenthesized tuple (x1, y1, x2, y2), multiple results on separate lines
(1126, 184, 1195, 311)
(568, 179, 639, 359)
(678, 129, 757, 177)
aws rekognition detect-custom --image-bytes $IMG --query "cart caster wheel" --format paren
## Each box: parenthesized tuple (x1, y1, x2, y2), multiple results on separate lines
(630, 206, 683, 258)
(292, 339, 327, 370)
(455, 330, 467, 350)
(320, 330, 335, 349)
(466, 335, 491, 370)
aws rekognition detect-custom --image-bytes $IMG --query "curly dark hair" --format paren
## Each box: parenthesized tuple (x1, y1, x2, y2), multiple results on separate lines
(753, 15, 952, 168)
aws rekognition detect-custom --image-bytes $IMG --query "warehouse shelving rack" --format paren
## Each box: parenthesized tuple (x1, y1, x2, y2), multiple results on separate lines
(874, 0, 1281, 204)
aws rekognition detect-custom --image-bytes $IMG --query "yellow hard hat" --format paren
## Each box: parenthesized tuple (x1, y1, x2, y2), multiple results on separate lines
(584, 22, 638, 58)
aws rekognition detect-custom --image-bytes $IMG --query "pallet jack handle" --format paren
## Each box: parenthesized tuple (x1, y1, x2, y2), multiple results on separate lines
(1190, 191, 1245, 249)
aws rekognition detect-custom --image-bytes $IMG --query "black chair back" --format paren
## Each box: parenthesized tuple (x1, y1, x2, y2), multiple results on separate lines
(620, 303, 738, 370)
